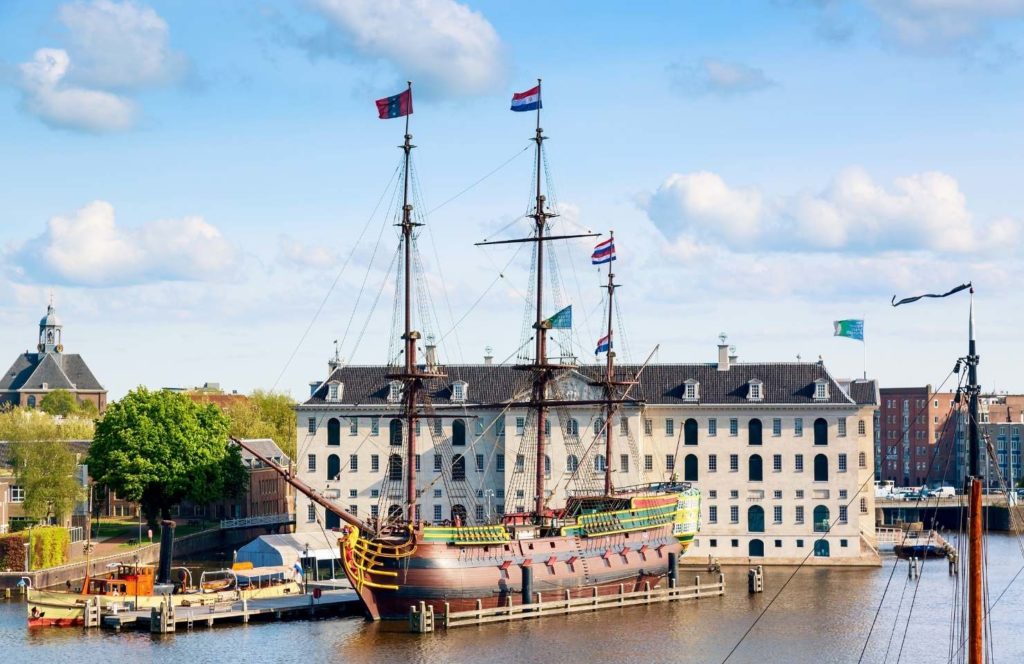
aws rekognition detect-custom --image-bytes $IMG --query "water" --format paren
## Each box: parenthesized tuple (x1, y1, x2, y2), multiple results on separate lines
(2, 535, 1022, 664)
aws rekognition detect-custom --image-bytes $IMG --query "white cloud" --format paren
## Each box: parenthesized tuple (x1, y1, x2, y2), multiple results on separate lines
(668, 58, 776, 97)
(642, 167, 1020, 254)
(57, 0, 185, 88)
(308, 0, 505, 96)
(865, 0, 1024, 49)
(9, 201, 238, 287)
(18, 48, 136, 133)
(277, 236, 338, 269)
(14, 1, 184, 132)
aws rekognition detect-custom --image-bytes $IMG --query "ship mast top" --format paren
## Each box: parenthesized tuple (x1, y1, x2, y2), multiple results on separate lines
(601, 231, 618, 496)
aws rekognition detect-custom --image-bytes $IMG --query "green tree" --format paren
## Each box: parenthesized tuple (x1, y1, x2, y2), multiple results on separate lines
(38, 390, 78, 417)
(3, 411, 86, 524)
(87, 387, 247, 524)
(221, 390, 296, 459)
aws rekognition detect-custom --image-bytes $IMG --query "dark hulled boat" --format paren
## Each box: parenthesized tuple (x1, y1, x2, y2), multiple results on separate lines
(237, 79, 699, 620)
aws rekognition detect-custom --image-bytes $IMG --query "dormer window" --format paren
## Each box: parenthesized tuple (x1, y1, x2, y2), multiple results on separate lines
(387, 380, 403, 403)
(813, 379, 829, 401)
(747, 380, 763, 401)
(451, 381, 468, 403)
(683, 379, 700, 402)
(327, 381, 343, 402)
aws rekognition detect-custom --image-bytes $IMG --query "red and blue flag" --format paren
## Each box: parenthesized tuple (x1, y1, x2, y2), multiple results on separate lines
(595, 333, 611, 355)
(592, 238, 615, 265)
(511, 85, 541, 112)
(376, 88, 413, 119)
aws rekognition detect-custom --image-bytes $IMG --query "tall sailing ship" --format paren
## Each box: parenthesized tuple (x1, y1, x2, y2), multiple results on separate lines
(240, 80, 700, 620)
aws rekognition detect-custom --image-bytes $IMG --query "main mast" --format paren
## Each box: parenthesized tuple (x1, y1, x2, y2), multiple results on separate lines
(603, 231, 617, 496)
(966, 289, 983, 664)
(531, 78, 550, 517)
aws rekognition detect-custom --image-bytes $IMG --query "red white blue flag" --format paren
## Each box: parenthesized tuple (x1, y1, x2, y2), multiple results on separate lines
(376, 88, 413, 119)
(511, 85, 541, 112)
(595, 333, 611, 355)
(592, 238, 615, 265)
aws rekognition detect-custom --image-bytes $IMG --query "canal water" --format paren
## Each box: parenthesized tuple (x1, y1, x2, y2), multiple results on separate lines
(2, 534, 1022, 663)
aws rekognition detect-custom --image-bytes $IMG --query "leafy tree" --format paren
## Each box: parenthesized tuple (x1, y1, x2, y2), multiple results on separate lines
(87, 387, 247, 524)
(39, 390, 78, 417)
(3, 410, 86, 524)
(221, 390, 296, 459)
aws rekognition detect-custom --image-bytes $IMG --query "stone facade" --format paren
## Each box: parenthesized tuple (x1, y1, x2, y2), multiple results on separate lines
(293, 344, 879, 565)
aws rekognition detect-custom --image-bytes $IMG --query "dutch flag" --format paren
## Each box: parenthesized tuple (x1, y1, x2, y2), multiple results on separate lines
(595, 333, 612, 355)
(592, 238, 616, 265)
(511, 85, 541, 112)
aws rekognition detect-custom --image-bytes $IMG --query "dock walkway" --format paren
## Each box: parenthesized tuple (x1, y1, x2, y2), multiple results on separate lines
(102, 589, 360, 633)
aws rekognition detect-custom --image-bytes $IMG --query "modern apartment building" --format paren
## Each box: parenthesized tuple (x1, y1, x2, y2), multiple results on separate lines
(878, 387, 958, 487)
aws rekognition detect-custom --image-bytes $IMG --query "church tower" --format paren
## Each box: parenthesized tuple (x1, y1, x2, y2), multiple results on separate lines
(37, 302, 63, 355)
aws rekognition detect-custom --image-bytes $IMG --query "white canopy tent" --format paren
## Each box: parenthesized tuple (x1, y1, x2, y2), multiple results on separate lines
(236, 532, 342, 574)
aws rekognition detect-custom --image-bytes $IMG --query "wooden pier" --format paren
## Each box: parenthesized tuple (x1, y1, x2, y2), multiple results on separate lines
(411, 574, 726, 632)
(102, 589, 360, 633)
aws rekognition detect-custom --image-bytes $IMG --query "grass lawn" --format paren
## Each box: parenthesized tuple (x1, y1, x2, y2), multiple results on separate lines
(91, 518, 217, 547)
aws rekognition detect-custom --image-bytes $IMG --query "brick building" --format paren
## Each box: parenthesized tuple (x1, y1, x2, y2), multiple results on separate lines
(878, 387, 959, 487)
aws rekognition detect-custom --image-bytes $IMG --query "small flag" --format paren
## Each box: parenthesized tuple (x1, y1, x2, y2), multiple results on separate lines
(833, 319, 864, 341)
(595, 333, 611, 355)
(376, 88, 413, 119)
(891, 283, 971, 307)
(545, 305, 572, 329)
(592, 238, 616, 265)
(511, 85, 541, 112)
(293, 561, 304, 578)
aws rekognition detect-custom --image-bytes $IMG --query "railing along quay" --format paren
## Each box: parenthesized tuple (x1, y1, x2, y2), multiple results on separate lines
(410, 573, 726, 632)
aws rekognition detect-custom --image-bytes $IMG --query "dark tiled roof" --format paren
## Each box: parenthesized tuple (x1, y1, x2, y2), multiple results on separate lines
(847, 379, 879, 406)
(0, 353, 104, 392)
(0, 439, 91, 469)
(303, 362, 857, 407)
(233, 438, 291, 466)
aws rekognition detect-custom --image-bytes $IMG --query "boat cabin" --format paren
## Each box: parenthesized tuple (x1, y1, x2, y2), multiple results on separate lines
(85, 564, 155, 597)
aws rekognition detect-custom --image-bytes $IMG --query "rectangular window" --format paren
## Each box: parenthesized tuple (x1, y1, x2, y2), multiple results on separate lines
(838, 454, 848, 472)
(475, 505, 485, 522)
(307, 417, 316, 434)
(415, 419, 421, 436)
(433, 455, 442, 472)
(349, 489, 357, 498)
(839, 506, 848, 524)
(773, 454, 782, 472)
(708, 490, 717, 499)
(708, 506, 718, 524)
(416, 454, 421, 472)
(729, 418, 738, 436)
(348, 505, 357, 516)
(665, 454, 675, 471)
(644, 454, 653, 472)
(644, 419, 653, 436)
(795, 506, 805, 524)
(772, 418, 782, 437)
(495, 416, 505, 437)
(773, 506, 782, 524)
(620, 417, 629, 435)
(665, 419, 674, 436)
(349, 454, 358, 472)
(729, 454, 738, 472)
(860, 497, 868, 514)
(434, 419, 443, 437)
(839, 489, 848, 499)
(349, 418, 358, 435)
(433, 488, 442, 498)
(371, 454, 379, 472)
(730, 490, 739, 499)
(838, 418, 847, 437)
(496, 454, 505, 472)
(708, 418, 717, 436)
(371, 489, 379, 498)
(476, 454, 485, 471)
(307, 503, 316, 522)
(307, 454, 316, 472)
(795, 454, 804, 472)
(730, 506, 739, 523)
(516, 417, 526, 436)
(794, 418, 803, 437)
(433, 505, 442, 522)
(773, 489, 783, 499)
(370, 505, 379, 518)
(708, 454, 718, 472)
(370, 417, 380, 436)
(620, 454, 629, 472)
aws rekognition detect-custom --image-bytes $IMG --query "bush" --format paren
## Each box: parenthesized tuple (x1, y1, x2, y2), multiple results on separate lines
(29, 527, 70, 569)
(0, 534, 26, 571)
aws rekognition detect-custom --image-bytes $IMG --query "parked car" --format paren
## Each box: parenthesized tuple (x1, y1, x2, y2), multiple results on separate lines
(931, 486, 957, 499)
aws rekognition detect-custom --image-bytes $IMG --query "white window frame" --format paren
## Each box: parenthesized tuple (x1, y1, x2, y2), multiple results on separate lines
(683, 380, 699, 402)
(748, 380, 763, 401)
(451, 381, 468, 403)
(387, 380, 403, 403)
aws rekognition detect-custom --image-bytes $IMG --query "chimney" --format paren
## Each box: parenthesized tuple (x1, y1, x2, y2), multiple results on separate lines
(484, 345, 494, 365)
(425, 335, 437, 371)
(717, 333, 729, 371)
(728, 346, 738, 365)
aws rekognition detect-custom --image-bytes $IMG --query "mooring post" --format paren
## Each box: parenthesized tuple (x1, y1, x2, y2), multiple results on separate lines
(695, 575, 701, 597)
(668, 552, 678, 588)
(521, 565, 533, 605)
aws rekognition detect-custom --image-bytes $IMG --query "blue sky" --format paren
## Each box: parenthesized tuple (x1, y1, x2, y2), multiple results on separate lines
(2, 0, 1024, 399)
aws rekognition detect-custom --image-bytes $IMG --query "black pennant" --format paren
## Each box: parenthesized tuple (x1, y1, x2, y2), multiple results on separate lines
(891, 282, 972, 307)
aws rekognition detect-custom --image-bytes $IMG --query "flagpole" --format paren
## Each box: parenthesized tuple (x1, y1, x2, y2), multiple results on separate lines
(862, 314, 867, 380)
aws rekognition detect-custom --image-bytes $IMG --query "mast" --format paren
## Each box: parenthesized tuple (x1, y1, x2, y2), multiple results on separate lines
(966, 288, 983, 664)
(603, 231, 617, 496)
(531, 78, 549, 518)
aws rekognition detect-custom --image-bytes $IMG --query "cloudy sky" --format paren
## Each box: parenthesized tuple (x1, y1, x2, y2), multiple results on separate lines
(2, 0, 1024, 400)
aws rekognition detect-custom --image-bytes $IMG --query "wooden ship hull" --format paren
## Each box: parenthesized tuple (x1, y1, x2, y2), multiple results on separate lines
(339, 488, 700, 620)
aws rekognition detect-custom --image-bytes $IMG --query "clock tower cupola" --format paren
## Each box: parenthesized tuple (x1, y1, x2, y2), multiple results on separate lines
(38, 302, 63, 355)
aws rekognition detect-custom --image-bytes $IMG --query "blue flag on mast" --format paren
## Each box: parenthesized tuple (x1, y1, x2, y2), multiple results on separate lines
(545, 305, 572, 329)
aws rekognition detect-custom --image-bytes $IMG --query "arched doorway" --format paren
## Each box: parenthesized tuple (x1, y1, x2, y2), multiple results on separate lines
(747, 505, 765, 533)
(451, 504, 468, 525)
(814, 418, 828, 445)
(814, 454, 829, 482)
(748, 539, 765, 557)
(327, 418, 340, 446)
(684, 454, 698, 481)
(814, 539, 830, 557)
(748, 454, 763, 482)
(327, 454, 341, 481)
(813, 505, 830, 532)
(684, 419, 698, 445)
(748, 419, 763, 445)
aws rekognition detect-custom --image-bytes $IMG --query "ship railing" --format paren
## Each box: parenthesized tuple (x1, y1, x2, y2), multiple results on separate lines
(566, 481, 692, 498)
(219, 513, 293, 529)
